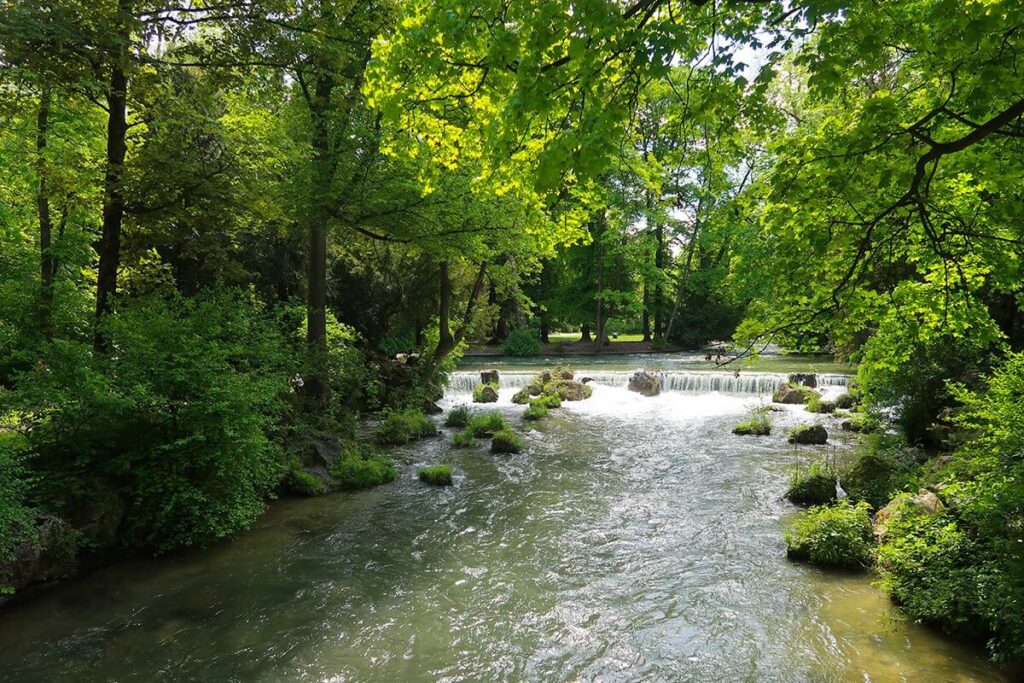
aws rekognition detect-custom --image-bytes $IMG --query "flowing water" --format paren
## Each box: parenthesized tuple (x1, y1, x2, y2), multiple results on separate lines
(0, 357, 1007, 682)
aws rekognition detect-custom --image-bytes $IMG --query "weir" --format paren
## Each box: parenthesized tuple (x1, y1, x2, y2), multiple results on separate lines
(447, 370, 850, 395)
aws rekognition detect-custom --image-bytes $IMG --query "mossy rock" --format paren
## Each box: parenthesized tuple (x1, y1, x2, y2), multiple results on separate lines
(843, 446, 919, 510)
(473, 383, 499, 403)
(786, 464, 838, 506)
(833, 393, 856, 409)
(491, 428, 523, 454)
(376, 409, 437, 445)
(788, 424, 828, 445)
(532, 394, 561, 409)
(418, 465, 454, 486)
(773, 383, 819, 405)
(806, 394, 836, 414)
(841, 413, 881, 434)
(872, 489, 945, 542)
(543, 379, 592, 401)
(511, 388, 531, 405)
(285, 468, 326, 496)
(526, 382, 544, 397)
(733, 418, 771, 436)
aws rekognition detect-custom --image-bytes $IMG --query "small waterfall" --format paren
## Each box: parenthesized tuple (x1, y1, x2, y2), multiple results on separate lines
(446, 370, 849, 396)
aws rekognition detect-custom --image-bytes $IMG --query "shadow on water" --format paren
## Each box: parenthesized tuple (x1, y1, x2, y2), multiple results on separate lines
(0, 364, 1007, 682)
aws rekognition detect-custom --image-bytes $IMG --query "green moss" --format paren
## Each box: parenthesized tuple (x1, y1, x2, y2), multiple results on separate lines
(772, 383, 819, 404)
(286, 469, 325, 496)
(418, 464, 454, 486)
(469, 411, 506, 437)
(806, 393, 836, 413)
(542, 378, 592, 401)
(523, 404, 548, 420)
(490, 428, 523, 454)
(472, 383, 498, 403)
(452, 429, 476, 448)
(375, 409, 437, 445)
(784, 500, 874, 569)
(511, 388, 531, 404)
(786, 461, 837, 506)
(444, 405, 471, 428)
(328, 449, 398, 490)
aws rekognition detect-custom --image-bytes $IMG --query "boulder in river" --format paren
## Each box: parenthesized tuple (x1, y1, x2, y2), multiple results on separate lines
(627, 370, 661, 397)
(788, 373, 817, 388)
(873, 489, 945, 541)
(480, 369, 500, 386)
(5, 515, 80, 594)
(544, 379, 592, 401)
(472, 383, 498, 403)
(787, 424, 828, 445)
(773, 383, 818, 405)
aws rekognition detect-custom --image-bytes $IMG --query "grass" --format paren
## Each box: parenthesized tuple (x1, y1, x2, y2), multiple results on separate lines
(491, 428, 523, 454)
(468, 411, 507, 437)
(523, 404, 548, 420)
(375, 409, 437, 445)
(444, 405, 471, 428)
(786, 460, 837, 506)
(452, 429, 475, 448)
(546, 331, 647, 344)
(732, 406, 771, 436)
(784, 501, 874, 569)
(328, 448, 398, 490)
(418, 464, 454, 486)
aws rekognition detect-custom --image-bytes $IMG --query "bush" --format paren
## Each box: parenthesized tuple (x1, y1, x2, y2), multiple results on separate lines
(531, 394, 561, 409)
(842, 437, 919, 509)
(472, 383, 498, 403)
(733, 408, 771, 436)
(806, 394, 836, 414)
(523, 404, 548, 421)
(0, 431, 36, 592)
(784, 501, 874, 568)
(469, 411, 506, 438)
(491, 428, 524, 454)
(444, 405, 471, 428)
(328, 447, 397, 490)
(376, 409, 437, 445)
(452, 429, 476, 448)
(285, 469, 325, 497)
(499, 327, 541, 356)
(786, 461, 837, 506)
(10, 292, 292, 553)
(418, 465, 453, 486)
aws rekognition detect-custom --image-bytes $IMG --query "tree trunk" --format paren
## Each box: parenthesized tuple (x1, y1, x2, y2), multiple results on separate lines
(305, 73, 335, 406)
(427, 261, 487, 377)
(580, 324, 592, 343)
(642, 282, 651, 342)
(654, 221, 664, 339)
(94, 14, 130, 352)
(539, 314, 549, 344)
(35, 90, 54, 340)
(665, 218, 701, 342)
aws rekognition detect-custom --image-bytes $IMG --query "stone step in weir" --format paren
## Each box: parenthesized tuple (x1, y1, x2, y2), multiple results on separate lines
(446, 370, 849, 395)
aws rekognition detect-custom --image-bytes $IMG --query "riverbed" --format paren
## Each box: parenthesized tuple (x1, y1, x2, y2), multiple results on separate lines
(0, 357, 1005, 681)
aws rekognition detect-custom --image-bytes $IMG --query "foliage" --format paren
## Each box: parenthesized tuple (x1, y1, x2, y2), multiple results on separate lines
(490, 428, 524, 455)
(784, 501, 874, 569)
(285, 469, 325, 497)
(328, 447, 398, 491)
(805, 394, 836, 414)
(499, 327, 542, 357)
(472, 383, 499, 403)
(452, 429, 476, 448)
(375, 409, 437, 445)
(444, 405, 471, 429)
(522, 404, 548, 421)
(0, 431, 36, 592)
(842, 437, 920, 510)
(786, 461, 837, 507)
(531, 394, 562, 409)
(468, 411, 507, 438)
(732, 407, 771, 436)
(418, 465, 453, 486)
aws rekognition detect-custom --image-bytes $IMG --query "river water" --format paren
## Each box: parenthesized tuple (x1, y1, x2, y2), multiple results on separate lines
(0, 357, 1006, 682)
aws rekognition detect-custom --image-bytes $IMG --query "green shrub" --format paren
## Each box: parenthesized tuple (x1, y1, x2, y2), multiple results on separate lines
(542, 379, 592, 401)
(784, 501, 874, 568)
(452, 429, 476, 448)
(491, 428, 523, 454)
(0, 431, 36, 592)
(444, 405, 471, 428)
(418, 465, 454, 486)
(499, 327, 541, 356)
(376, 409, 437, 445)
(472, 383, 499, 403)
(841, 412, 882, 434)
(469, 411, 506, 438)
(9, 292, 292, 553)
(532, 394, 561, 409)
(328, 448, 397, 490)
(842, 437, 919, 509)
(806, 394, 836, 413)
(786, 461, 837, 506)
(285, 469, 325, 497)
(523, 404, 548, 420)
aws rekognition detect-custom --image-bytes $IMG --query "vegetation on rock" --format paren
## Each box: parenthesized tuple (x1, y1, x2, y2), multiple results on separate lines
(491, 429, 524, 454)
(786, 461, 838, 507)
(785, 501, 874, 569)
(418, 465, 454, 486)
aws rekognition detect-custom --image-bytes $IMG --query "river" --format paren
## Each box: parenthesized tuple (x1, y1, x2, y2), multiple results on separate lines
(0, 356, 1006, 681)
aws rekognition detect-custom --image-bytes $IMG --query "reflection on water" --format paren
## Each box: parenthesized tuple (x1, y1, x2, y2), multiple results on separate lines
(0, 367, 1005, 682)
